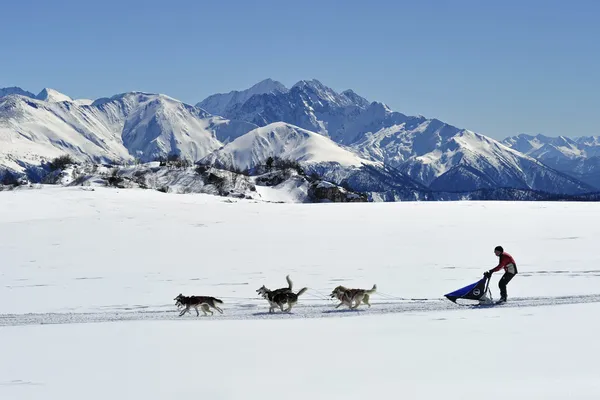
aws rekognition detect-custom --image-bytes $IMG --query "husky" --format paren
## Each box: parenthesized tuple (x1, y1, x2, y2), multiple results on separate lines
(256, 274, 293, 299)
(330, 284, 377, 309)
(174, 294, 224, 316)
(256, 275, 307, 313)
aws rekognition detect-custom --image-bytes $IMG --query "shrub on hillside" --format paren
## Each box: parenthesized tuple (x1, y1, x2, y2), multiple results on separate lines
(48, 155, 76, 171)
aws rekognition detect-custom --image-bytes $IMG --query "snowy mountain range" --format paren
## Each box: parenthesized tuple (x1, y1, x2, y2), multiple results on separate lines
(196, 79, 596, 195)
(503, 134, 600, 188)
(0, 90, 255, 173)
(1, 81, 599, 199)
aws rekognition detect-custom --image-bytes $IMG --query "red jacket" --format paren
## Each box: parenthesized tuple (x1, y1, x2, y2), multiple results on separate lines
(491, 252, 517, 273)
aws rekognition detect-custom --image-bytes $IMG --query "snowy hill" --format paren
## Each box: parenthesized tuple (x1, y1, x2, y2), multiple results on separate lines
(0, 92, 256, 173)
(201, 122, 431, 198)
(503, 134, 600, 188)
(202, 122, 375, 171)
(197, 78, 288, 117)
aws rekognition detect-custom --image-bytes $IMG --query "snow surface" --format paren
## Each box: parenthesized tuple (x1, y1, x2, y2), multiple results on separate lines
(1, 187, 600, 399)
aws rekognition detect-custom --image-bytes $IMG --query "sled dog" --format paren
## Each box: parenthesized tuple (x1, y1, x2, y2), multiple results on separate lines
(330, 284, 377, 309)
(256, 274, 293, 299)
(256, 275, 307, 313)
(174, 294, 224, 316)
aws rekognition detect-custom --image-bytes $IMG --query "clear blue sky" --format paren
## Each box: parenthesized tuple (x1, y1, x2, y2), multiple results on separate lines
(1, 0, 598, 139)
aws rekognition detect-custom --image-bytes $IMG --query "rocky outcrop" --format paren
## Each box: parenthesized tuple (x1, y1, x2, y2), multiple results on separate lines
(308, 181, 368, 203)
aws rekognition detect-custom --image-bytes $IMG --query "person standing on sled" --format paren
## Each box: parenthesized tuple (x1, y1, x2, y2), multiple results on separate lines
(484, 246, 517, 303)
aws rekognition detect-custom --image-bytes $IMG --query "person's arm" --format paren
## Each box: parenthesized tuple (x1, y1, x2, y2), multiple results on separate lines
(489, 257, 506, 274)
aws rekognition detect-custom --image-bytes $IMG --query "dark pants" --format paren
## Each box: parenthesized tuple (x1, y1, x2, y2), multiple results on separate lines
(499, 272, 516, 299)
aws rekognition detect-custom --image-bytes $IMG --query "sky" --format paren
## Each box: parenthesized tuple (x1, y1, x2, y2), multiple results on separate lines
(0, 0, 598, 139)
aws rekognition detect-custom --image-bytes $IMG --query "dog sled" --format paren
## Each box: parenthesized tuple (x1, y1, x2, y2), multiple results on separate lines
(444, 274, 493, 305)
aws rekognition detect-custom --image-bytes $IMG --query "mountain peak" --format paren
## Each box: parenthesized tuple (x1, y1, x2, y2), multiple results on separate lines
(0, 86, 36, 99)
(292, 79, 326, 90)
(36, 88, 72, 103)
(341, 89, 370, 108)
(196, 79, 288, 117)
(248, 78, 287, 93)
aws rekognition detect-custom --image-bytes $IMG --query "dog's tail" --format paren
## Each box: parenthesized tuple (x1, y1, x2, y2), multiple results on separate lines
(296, 287, 308, 297)
(286, 274, 293, 290)
(366, 284, 377, 295)
(213, 298, 224, 304)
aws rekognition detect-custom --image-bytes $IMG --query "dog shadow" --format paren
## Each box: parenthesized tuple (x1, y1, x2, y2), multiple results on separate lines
(321, 308, 364, 314)
(251, 311, 295, 316)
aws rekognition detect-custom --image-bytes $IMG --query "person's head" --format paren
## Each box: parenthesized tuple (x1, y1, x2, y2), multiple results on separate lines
(494, 245, 504, 256)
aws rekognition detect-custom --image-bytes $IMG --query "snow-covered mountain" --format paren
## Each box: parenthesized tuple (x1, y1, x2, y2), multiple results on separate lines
(2, 80, 597, 198)
(215, 79, 374, 144)
(0, 87, 36, 99)
(35, 88, 73, 103)
(503, 134, 600, 188)
(0, 94, 130, 172)
(202, 122, 373, 171)
(197, 78, 288, 117)
(0, 86, 93, 105)
(198, 79, 594, 195)
(383, 129, 594, 194)
(200, 122, 427, 195)
(92, 92, 256, 160)
(0, 92, 256, 173)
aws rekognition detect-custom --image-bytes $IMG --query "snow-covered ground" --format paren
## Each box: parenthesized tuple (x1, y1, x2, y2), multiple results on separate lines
(1, 186, 600, 399)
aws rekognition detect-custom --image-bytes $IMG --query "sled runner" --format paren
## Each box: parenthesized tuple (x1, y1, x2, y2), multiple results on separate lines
(444, 274, 493, 305)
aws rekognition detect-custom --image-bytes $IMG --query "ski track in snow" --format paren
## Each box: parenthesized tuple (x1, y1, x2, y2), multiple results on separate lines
(3, 293, 600, 327)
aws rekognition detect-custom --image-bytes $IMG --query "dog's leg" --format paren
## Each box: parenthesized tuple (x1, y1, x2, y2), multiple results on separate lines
(179, 306, 189, 317)
(284, 302, 293, 312)
(363, 294, 371, 308)
(335, 301, 343, 309)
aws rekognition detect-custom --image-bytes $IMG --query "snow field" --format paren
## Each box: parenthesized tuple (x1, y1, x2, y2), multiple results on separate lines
(1, 186, 600, 399)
